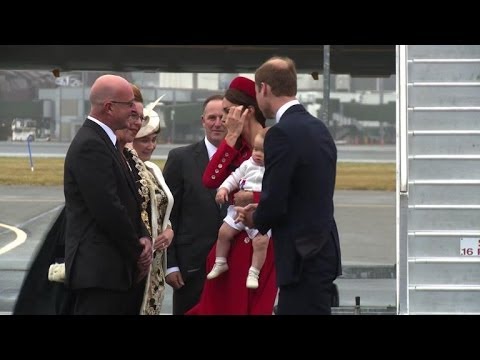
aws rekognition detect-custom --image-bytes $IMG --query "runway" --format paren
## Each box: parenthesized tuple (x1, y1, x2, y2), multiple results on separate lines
(0, 185, 395, 314)
(0, 141, 395, 163)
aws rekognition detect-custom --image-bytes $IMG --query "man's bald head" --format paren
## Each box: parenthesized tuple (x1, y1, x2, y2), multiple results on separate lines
(88, 74, 135, 131)
(89, 75, 132, 105)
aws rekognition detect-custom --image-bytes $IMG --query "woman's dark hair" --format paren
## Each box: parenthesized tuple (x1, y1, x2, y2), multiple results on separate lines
(224, 88, 266, 128)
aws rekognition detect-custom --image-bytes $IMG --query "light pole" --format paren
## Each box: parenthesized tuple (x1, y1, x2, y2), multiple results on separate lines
(322, 45, 331, 128)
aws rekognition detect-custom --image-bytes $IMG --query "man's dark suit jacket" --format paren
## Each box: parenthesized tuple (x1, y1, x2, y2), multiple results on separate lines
(253, 104, 342, 286)
(64, 119, 147, 292)
(163, 140, 225, 301)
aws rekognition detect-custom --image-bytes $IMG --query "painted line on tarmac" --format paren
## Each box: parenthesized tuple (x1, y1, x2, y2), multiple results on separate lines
(0, 153, 65, 158)
(15, 204, 64, 229)
(0, 204, 63, 238)
(0, 223, 27, 255)
(0, 198, 63, 203)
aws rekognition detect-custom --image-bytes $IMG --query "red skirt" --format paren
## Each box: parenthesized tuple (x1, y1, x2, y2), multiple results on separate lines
(187, 231, 277, 315)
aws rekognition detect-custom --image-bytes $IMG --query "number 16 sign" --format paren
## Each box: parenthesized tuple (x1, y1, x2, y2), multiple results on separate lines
(460, 238, 480, 256)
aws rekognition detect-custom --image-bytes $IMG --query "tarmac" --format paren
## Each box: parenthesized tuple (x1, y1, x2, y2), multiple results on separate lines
(0, 186, 396, 315)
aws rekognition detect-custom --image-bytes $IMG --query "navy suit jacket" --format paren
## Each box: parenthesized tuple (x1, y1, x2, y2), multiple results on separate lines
(253, 104, 342, 286)
(163, 140, 225, 277)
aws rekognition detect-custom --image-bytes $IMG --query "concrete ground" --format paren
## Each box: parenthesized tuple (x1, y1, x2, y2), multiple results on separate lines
(0, 186, 396, 314)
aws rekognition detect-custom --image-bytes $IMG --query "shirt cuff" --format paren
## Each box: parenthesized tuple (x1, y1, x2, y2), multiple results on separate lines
(166, 266, 180, 276)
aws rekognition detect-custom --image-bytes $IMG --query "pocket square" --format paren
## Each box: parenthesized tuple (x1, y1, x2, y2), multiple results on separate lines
(48, 263, 66, 283)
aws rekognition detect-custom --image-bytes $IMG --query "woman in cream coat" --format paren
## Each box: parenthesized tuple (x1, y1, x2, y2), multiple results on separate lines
(127, 98, 174, 315)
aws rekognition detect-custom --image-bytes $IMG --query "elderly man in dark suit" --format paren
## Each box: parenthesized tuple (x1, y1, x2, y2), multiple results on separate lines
(236, 57, 342, 315)
(64, 74, 152, 315)
(163, 94, 227, 315)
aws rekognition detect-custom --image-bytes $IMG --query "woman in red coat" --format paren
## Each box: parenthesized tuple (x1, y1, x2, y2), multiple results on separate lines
(187, 76, 277, 315)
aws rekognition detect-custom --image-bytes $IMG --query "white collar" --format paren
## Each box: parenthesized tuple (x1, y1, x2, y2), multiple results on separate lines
(87, 116, 117, 146)
(276, 99, 300, 123)
(204, 137, 218, 160)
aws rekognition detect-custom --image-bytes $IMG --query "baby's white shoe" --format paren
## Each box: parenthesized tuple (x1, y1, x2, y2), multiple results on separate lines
(206, 262, 229, 280)
(246, 268, 260, 289)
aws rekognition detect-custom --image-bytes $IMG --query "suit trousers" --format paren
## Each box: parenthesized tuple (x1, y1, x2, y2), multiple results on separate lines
(277, 237, 338, 315)
(73, 288, 139, 315)
(277, 276, 334, 315)
(172, 268, 206, 315)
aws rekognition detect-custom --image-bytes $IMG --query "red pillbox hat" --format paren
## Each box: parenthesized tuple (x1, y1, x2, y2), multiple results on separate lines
(228, 76, 256, 100)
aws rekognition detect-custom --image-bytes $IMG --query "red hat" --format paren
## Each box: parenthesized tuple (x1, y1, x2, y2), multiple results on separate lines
(229, 76, 256, 100)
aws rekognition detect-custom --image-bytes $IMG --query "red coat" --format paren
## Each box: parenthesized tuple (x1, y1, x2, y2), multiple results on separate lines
(187, 139, 277, 314)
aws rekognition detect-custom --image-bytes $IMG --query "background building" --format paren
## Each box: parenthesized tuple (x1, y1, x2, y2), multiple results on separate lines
(0, 70, 395, 144)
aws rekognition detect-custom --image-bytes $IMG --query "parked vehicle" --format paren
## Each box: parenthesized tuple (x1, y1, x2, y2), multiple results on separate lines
(11, 118, 36, 141)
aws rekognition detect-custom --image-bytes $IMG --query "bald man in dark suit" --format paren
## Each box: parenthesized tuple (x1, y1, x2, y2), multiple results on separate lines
(64, 74, 152, 315)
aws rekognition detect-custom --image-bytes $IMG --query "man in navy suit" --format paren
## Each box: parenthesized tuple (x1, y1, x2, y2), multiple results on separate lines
(236, 56, 342, 315)
(64, 75, 152, 314)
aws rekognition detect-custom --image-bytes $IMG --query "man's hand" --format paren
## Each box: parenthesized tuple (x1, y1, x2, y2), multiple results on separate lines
(166, 271, 185, 290)
(138, 236, 152, 267)
(234, 203, 258, 228)
(136, 266, 149, 283)
(136, 236, 153, 282)
(233, 190, 254, 207)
